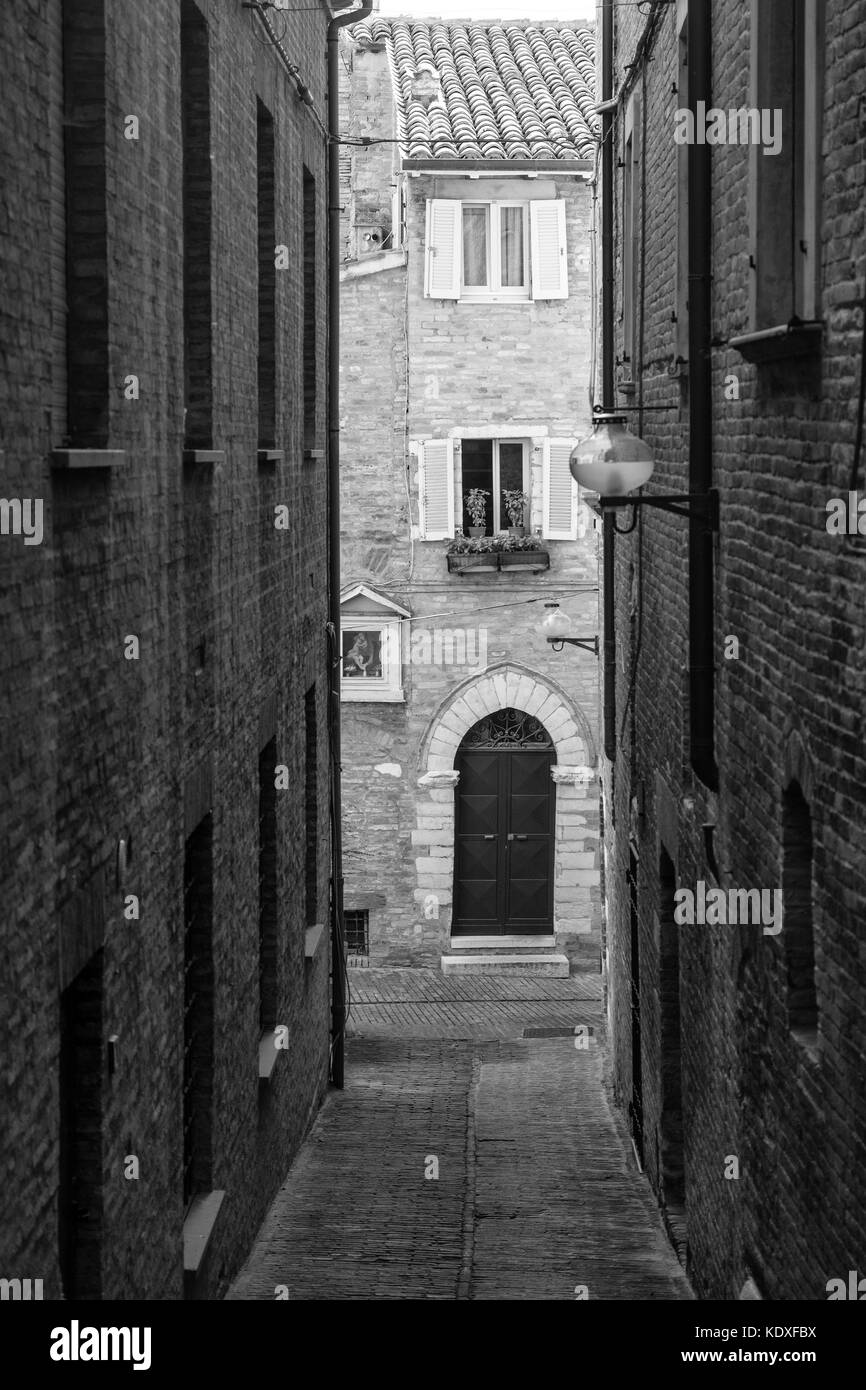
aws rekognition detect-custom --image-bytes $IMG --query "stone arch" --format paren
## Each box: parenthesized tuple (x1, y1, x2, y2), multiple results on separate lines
(413, 662, 600, 953)
(418, 661, 596, 775)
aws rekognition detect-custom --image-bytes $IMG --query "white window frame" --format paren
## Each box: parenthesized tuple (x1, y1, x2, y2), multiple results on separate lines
(460, 202, 530, 302)
(339, 618, 404, 703)
(458, 438, 530, 533)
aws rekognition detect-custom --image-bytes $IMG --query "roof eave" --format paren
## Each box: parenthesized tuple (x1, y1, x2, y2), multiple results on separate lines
(401, 157, 595, 174)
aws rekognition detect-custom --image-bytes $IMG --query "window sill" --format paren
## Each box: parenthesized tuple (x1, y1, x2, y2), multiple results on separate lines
(458, 293, 531, 305)
(340, 688, 405, 703)
(183, 1190, 226, 1298)
(183, 449, 225, 466)
(51, 449, 126, 470)
(729, 320, 822, 363)
(304, 448, 325, 462)
(257, 449, 283, 464)
(341, 249, 406, 280)
(258, 1030, 283, 1082)
(305, 923, 326, 961)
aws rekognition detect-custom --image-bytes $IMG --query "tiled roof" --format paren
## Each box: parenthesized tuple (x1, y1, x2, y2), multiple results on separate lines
(351, 17, 599, 163)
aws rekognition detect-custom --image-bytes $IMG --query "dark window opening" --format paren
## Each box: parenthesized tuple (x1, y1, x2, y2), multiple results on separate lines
(658, 849, 685, 1214)
(305, 686, 318, 927)
(303, 167, 317, 450)
(259, 739, 278, 1031)
(59, 949, 104, 1300)
(628, 849, 644, 1166)
(782, 780, 817, 1041)
(181, 0, 213, 448)
(461, 439, 525, 535)
(345, 910, 369, 956)
(62, 0, 109, 445)
(183, 815, 214, 1209)
(257, 100, 276, 449)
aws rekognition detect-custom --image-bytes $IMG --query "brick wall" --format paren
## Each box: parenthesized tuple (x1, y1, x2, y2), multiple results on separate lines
(338, 31, 602, 970)
(0, 0, 334, 1299)
(603, 0, 866, 1300)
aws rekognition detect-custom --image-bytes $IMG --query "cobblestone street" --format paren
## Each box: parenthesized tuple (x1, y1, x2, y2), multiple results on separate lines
(228, 971, 693, 1301)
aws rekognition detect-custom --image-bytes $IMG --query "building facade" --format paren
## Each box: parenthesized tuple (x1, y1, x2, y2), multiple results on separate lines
(0, 0, 342, 1299)
(338, 17, 602, 972)
(599, 0, 866, 1299)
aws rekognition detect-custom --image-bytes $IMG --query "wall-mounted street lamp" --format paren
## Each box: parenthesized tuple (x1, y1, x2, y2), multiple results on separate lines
(569, 411, 719, 533)
(541, 603, 599, 655)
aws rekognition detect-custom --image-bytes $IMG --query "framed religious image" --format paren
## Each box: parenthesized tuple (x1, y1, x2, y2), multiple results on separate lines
(339, 619, 404, 702)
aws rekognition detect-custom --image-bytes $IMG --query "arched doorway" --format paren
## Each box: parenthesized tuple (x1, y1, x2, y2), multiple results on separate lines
(453, 708, 555, 935)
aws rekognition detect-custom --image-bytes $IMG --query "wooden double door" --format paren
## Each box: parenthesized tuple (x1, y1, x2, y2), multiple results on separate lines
(453, 742, 555, 935)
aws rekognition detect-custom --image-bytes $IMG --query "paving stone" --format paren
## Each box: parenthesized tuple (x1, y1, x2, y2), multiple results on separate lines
(228, 971, 693, 1301)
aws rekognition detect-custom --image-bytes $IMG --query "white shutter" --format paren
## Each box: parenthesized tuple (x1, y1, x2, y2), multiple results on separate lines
(530, 199, 568, 300)
(542, 438, 577, 539)
(424, 200, 461, 299)
(418, 439, 455, 539)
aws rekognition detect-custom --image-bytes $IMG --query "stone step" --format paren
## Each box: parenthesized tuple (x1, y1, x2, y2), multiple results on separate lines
(449, 935, 556, 953)
(440, 953, 570, 977)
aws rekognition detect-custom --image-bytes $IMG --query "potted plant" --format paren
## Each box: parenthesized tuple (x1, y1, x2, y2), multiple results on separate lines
(499, 531, 550, 572)
(465, 488, 490, 538)
(446, 531, 500, 573)
(502, 489, 529, 537)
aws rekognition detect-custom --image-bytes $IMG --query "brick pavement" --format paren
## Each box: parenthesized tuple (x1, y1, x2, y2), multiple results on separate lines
(227, 970, 693, 1300)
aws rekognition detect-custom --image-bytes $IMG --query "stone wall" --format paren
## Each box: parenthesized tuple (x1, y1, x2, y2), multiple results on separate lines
(603, 0, 866, 1301)
(0, 0, 333, 1300)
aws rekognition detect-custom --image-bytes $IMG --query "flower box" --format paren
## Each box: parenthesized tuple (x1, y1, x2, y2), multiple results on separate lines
(446, 552, 499, 573)
(499, 550, 550, 572)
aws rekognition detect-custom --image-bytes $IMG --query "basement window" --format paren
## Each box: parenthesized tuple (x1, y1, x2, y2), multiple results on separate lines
(345, 910, 369, 957)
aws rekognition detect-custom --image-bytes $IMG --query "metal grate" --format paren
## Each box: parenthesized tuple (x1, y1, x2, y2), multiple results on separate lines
(344, 909, 369, 956)
(460, 707, 553, 750)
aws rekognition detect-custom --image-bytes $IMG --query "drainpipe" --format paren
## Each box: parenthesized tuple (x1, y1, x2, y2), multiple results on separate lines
(327, 0, 372, 1088)
(687, 0, 717, 789)
(600, 0, 616, 762)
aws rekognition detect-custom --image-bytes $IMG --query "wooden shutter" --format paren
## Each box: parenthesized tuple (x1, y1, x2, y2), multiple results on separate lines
(418, 439, 455, 539)
(424, 200, 461, 299)
(530, 200, 568, 300)
(542, 439, 577, 539)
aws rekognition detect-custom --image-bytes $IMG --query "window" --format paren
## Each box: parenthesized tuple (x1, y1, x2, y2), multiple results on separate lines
(675, 3, 689, 370)
(425, 198, 567, 301)
(460, 439, 528, 533)
(304, 688, 318, 927)
(462, 203, 528, 296)
(622, 91, 641, 379)
(303, 167, 317, 449)
(258, 738, 278, 1030)
(257, 100, 276, 448)
(345, 909, 369, 957)
(183, 815, 214, 1209)
(782, 780, 817, 1044)
(59, 949, 104, 1299)
(745, 0, 823, 341)
(62, 0, 109, 446)
(416, 436, 578, 541)
(181, 0, 213, 447)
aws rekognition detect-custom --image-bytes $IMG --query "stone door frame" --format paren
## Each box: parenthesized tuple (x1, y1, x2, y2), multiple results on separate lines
(413, 662, 598, 943)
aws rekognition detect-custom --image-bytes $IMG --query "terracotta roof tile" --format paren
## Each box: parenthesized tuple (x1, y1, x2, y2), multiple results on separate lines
(351, 16, 598, 163)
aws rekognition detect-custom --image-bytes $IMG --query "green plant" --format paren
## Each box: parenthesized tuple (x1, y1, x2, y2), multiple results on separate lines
(447, 532, 500, 555)
(500, 532, 542, 552)
(465, 488, 490, 528)
(502, 489, 529, 528)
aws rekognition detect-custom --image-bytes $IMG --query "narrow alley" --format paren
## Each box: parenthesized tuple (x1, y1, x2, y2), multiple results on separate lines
(228, 972, 692, 1301)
